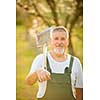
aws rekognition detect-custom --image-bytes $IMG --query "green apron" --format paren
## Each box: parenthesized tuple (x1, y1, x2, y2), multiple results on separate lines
(38, 56, 75, 100)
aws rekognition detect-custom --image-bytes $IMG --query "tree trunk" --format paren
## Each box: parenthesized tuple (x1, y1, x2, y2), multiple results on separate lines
(68, 35, 74, 55)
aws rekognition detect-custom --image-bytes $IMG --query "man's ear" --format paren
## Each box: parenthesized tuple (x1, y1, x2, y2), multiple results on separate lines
(66, 39, 69, 46)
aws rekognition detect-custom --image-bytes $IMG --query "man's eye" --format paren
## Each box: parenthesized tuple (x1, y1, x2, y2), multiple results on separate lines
(61, 37, 65, 40)
(54, 37, 58, 40)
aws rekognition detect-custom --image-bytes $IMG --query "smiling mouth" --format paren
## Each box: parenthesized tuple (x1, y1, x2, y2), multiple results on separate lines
(56, 46, 64, 49)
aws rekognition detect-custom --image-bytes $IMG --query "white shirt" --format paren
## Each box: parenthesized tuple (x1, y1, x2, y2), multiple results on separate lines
(29, 52, 83, 98)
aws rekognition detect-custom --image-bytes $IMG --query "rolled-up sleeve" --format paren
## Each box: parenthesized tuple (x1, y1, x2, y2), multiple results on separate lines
(29, 54, 43, 74)
(72, 57, 83, 88)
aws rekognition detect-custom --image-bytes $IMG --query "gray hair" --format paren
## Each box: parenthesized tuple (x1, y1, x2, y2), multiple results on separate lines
(50, 26, 69, 39)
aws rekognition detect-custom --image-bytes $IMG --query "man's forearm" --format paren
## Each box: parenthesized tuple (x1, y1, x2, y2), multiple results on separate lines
(75, 88, 83, 100)
(25, 72, 38, 85)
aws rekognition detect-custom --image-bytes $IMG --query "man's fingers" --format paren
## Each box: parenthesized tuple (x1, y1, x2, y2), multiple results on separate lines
(36, 69, 51, 82)
(40, 71, 51, 82)
(45, 72, 51, 80)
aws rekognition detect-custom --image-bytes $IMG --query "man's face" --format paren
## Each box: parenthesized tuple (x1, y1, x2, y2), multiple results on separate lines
(50, 31, 69, 55)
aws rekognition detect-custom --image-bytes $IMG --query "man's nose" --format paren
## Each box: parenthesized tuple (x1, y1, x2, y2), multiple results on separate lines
(57, 39, 63, 44)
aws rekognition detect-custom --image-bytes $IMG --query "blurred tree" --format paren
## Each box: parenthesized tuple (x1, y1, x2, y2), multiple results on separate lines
(16, 0, 83, 55)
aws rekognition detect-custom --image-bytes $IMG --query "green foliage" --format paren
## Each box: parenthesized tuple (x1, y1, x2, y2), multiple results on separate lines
(71, 27, 83, 64)
(16, 25, 38, 100)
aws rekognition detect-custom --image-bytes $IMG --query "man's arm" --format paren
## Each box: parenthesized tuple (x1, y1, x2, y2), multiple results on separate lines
(75, 88, 83, 100)
(25, 72, 38, 85)
(74, 58, 83, 100)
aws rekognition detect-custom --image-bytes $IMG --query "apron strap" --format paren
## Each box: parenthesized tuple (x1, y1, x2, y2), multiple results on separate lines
(64, 55, 74, 73)
(46, 56, 52, 73)
(68, 55, 74, 73)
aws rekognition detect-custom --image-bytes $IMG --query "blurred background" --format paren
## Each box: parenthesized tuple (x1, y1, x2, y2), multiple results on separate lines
(16, 0, 83, 100)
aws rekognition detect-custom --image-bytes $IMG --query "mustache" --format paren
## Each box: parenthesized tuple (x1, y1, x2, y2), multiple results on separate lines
(55, 43, 63, 47)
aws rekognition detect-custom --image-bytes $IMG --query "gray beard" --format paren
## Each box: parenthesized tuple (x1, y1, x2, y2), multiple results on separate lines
(53, 48, 64, 54)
